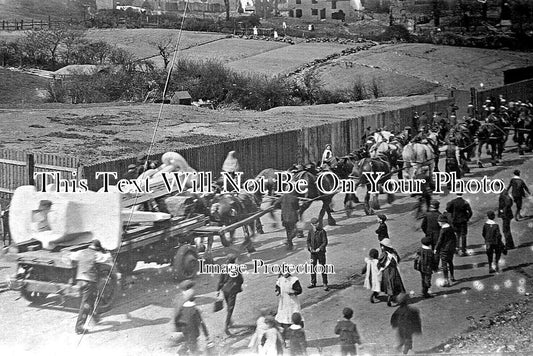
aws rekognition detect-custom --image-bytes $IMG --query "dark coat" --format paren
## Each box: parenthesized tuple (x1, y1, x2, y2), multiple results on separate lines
(334, 320, 361, 346)
(307, 227, 328, 253)
(217, 271, 244, 295)
(482, 221, 503, 245)
(446, 197, 472, 224)
(509, 177, 530, 198)
(391, 305, 422, 336)
(435, 225, 457, 254)
(288, 327, 307, 356)
(378, 250, 406, 296)
(417, 247, 438, 274)
(274, 194, 300, 224)
(375, 222, 389, 241)
(498, 193, 513, 219)
(421, 210, 441, 238)
(175, 304, 208, 339)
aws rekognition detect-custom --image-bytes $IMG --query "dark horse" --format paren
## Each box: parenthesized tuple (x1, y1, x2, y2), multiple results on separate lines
(209, 192, 261, 253)
(323, 150, 368, 217)
(476, 122, 505, 167)
(350, 157, 395, 215)
(254, 165, 338, 226)
(293, 167, 337, 226)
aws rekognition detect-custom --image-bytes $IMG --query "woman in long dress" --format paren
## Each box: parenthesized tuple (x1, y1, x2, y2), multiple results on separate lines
(378, 238, 406, 306)
(275, 271, 303, 340)
(321, 144, 333, 166)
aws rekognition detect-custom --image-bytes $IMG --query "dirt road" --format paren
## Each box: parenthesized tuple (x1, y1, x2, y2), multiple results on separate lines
(0, 147, 532, 356)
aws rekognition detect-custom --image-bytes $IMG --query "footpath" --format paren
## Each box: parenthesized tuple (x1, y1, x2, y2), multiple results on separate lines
(1, 151, 532, 356)
(293, 153, 533, 355)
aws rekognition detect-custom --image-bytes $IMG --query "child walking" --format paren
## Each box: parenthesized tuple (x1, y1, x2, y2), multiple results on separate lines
(362, 248, 382, 303)
(482, 211, 506, 273)
(174, 295, 210, 355)
(259, 315, 284, 356)
(416, 236, 438, 298)
(249, 308, 271, 353)
(287, 312, 307, 356)
(390, 293, 422, 355)
(334, 307, 361, 356)
(375, 214, 389, 242)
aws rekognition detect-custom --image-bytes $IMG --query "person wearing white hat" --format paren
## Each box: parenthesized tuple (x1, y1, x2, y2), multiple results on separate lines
(321, 144, 333, 166)
(222, 151, 241, 174)
(377, 238, 405, 306)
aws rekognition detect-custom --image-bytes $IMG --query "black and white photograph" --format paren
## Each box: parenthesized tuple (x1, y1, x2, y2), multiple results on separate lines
(1, 0, 533, 355)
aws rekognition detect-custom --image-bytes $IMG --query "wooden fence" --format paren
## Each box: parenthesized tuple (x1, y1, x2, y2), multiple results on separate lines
(0, 149, 79, 201)
(0, 17, 80, 31)
(474, 78, 533, 114)
(80, 130, 301, 191)
(80, 97, 453, 191)
(0, 97, 453, 198)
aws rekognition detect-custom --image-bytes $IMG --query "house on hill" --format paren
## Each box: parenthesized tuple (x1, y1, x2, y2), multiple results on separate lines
(280, 0, 363, 21)
(95, 0, 239, 14)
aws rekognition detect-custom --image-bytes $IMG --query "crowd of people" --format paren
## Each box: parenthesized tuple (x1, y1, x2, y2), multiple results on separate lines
(69, 97, 531, 355)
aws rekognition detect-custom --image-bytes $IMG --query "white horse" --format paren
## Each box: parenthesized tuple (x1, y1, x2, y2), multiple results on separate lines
(402, 142, 435, 179)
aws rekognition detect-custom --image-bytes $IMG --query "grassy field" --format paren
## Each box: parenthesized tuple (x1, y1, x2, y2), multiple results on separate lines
(84, 29, 227, 61)
(0, 95, 443, 163)
(316, 62, 441, 97)
(179, 38, 289, 64)
(0, 68, 50, 106)
(0, 0, 89, 21)
(225, 41, 356, 76)
(341, 43, 533, 90)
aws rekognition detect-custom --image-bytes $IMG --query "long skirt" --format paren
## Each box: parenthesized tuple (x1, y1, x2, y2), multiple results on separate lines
(381, 266, 406, 296)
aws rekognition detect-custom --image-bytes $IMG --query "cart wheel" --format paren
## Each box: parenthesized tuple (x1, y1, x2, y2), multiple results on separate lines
(173, 245, 199, 281)
(96, 264, 119, 314)
(20, 287, 48, 304)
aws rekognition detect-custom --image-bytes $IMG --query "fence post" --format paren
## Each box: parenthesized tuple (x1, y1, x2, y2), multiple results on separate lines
(2, 21, 4, 30)
(31, 19, 34, 29)
(26, 154, 35, 186)
(470, 87, 477, 119)
(76, 164, 85, 184)
(20, 19, 24, 30)
(48, 15, 51, 29)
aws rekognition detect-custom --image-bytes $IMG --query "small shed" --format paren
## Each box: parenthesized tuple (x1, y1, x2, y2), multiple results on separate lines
(171, 91, 192, 105)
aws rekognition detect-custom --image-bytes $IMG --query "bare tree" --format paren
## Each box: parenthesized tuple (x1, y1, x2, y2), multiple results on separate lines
(61, 29, 86, 65)
(151, 36, 174, 70)
(224, 0, 230, 21)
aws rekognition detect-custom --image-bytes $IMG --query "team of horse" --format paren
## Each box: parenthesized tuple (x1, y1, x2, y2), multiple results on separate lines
(131, 113, 512, 258)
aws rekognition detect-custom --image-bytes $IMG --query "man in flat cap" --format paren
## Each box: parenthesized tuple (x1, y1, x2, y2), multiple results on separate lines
(421, 200, 442, 251)
(508, 169, 530, 221)
(446, 193, 472, 256)
(217, 254, 244, 335)
(307, 218, 329, 291)
(434, 214, 457, 287)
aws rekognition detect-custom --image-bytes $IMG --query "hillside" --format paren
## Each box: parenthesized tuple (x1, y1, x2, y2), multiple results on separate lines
(0, 0, 94, 21)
